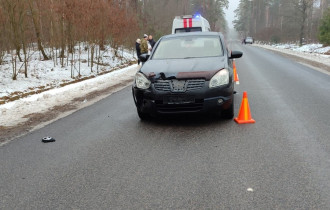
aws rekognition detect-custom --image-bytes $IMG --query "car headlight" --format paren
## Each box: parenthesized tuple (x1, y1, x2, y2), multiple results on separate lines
(209, 69, 229, 88)
(135, 72, 151, 89)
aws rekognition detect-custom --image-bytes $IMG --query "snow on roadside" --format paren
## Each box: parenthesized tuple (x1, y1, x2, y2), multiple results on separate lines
(315, 46, 330, 54)
(292, 43, 323, 53)
(0, 46, 136, 99)
(0, 64, 139, 127)
(254, 43, 330, 68)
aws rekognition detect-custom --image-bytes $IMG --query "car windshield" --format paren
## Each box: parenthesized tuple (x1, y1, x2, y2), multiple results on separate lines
(152, 35, 223, 59)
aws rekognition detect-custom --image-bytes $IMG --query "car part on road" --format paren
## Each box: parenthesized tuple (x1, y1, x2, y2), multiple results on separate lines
(42, 136, 56, 143)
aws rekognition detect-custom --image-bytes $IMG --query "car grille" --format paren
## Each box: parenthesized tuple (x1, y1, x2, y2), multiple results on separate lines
(154, 79, 205, 92)
(154, 80, 171, 91)
(186, 79, 205, 91)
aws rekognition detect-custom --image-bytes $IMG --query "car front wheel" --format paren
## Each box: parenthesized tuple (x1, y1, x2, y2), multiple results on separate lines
(221, 98, 234, 119)
(137, 109, 150, 120)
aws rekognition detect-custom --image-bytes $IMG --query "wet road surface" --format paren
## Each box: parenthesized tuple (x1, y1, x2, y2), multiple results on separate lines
(1, 43, 330, 209)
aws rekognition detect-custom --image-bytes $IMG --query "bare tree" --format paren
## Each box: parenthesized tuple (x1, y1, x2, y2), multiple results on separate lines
(0, 5, 7, 65)
(1, 0, 25, 62)
(291, 0, 316, 45)
(320, 0, 330, 17)
(27, 0, 49, 60)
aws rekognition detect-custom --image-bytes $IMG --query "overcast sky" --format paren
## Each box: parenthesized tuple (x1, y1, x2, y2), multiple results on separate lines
(225, 0, 240, 28)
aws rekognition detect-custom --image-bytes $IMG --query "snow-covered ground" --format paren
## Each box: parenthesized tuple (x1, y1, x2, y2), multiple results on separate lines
(0, 64, 139, 127)
(0, 45, 138, 129)
(0, 45, 136, 99)
(254, 42, 330, 68)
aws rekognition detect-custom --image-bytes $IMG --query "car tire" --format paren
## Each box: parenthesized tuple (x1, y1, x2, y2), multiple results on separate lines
(221, 99, 234, 119)
(137, 109, 149, 120)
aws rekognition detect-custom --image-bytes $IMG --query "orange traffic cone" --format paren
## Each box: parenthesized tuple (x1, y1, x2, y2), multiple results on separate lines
(233, 60, 239, 84)
(234, 91, 255, 124)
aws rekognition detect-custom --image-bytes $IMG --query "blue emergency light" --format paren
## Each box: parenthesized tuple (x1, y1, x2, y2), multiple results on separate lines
(194, 14, 201, 19)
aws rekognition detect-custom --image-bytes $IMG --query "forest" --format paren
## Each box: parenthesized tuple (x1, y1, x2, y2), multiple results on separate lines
(234, 0, 330, 45)
(2, 0, 330, 81)
(0, 0, 229, 79)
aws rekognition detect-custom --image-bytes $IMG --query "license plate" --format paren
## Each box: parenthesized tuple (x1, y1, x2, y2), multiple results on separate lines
(164, 95, 195, 104)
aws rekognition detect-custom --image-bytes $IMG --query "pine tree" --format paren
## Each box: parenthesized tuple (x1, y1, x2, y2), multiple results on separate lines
(319, 9, 330, 45)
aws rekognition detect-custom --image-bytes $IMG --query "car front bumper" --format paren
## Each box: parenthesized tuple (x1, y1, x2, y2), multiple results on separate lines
(132, 82, 233, 115)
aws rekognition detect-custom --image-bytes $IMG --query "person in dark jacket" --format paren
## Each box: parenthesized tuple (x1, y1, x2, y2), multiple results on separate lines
(135, 38, 141, 65)
(148, 35, 156, 49)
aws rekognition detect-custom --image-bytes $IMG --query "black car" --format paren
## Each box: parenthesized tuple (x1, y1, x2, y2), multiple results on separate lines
(132, 32, 242, 120)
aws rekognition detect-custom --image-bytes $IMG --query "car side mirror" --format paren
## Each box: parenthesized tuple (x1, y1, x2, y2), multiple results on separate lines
(229, 51, 243, 59)
(139, 54, 150, 62)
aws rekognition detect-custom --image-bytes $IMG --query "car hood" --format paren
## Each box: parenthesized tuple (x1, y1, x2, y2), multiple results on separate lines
(141, 57, 227, 80)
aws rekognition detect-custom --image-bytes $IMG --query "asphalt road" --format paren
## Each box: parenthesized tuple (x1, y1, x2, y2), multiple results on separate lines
(1, 43, 330, 209)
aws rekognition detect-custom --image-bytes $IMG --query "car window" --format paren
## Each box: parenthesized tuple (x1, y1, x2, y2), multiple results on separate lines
(152, 35, 223, 59)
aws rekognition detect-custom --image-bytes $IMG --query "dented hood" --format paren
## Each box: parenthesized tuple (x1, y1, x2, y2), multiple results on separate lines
(141, 57, 227, 80)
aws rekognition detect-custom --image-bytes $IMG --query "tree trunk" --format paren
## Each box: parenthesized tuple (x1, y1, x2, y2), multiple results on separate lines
(12, 53, 17, 80)
(60, 15, 65, 67)
(15, 46, 22, 62)
(22, 41, 28, 78)
(67, 22, 74, 53)
(71, 51, 74, 78)
(91, 45, 94, 72)
(28, 0, 49, 60)
(321, 0, 329, 17)
(299, 2, 308, 46)
(78, 42, 81, 77)
(20, 16, 28, 78)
